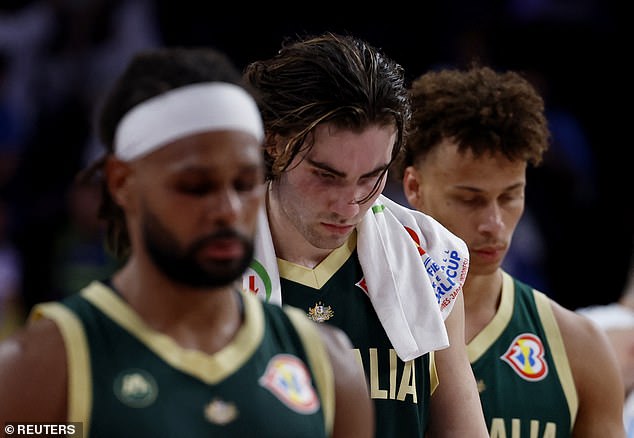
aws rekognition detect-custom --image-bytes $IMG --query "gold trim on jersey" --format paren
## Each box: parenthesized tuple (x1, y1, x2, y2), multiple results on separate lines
(534, 289, 578, 429)
(277, 231, 356, 289)
(81, 281, 264, 385)
(467, 271, 515, 362)
(30, 302, 93, 435)
(284, 305, 335, 436)
(429, 351, 438, 395)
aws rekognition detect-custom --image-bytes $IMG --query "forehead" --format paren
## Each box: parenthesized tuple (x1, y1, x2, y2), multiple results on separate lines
(139, 130, 262, 172)
(426, 139, 523, 169)
(422, 139, 526, 185)
(306, 123, 395, 162)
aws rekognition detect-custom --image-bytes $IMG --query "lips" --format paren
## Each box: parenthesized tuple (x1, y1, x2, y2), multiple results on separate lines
(321, 222, 355, 235)
(198, 239, 244, 259)
(472, 246, 506, 263)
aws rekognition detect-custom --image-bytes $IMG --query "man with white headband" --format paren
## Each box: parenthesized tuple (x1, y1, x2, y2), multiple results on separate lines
(0, 47, 373, 438)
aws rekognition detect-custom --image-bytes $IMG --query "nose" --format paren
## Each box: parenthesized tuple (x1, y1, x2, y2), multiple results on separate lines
(477, 202, 504, 235)
(329, 186, 362, 219)
(212, 187, 241, 223)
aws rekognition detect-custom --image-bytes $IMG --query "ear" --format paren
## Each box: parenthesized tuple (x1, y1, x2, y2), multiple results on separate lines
(105, 156, 133, 209)
(402, 166, 423, 208)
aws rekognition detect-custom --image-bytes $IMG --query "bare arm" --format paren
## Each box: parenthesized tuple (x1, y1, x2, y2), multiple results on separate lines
(317, 324, 374, 438)
(554, 303, 626, 438)
(427, 292, 489, 438)
(0, 319, 67, 422)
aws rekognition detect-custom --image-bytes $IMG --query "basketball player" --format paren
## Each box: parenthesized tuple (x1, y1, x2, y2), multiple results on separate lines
(0, 47, 373, 438)
(241, 32, 489, 437)
(399, 64, 625, 437)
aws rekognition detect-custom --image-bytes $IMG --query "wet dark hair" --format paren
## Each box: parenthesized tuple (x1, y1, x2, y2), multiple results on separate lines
(78, 47, 252, 260)
(244, 32, 410, 202)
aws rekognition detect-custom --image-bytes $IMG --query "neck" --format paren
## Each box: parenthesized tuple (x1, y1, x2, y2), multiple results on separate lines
(463, 269, 503, 310)
(112, 259, 242, 354)
(463, 268, 504, 342)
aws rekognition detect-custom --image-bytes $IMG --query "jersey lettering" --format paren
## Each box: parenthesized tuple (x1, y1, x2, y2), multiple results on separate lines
(354, 347, 417, 402)
(490, 417, 557, 438)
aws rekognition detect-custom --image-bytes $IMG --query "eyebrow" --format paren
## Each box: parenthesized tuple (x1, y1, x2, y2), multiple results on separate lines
(306, 158, 390, 179)
(453, 182, 526, 193)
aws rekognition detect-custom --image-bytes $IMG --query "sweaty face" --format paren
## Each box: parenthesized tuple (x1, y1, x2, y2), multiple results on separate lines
(269, 123, 395, 253)
(129, 130, 264, 288)
(403, 139, 526, 276)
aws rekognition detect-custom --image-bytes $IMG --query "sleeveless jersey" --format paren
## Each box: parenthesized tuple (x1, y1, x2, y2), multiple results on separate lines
(278, 235, 431, 438)
(30, 281, 335, 438)
(468, 271, 578, 438)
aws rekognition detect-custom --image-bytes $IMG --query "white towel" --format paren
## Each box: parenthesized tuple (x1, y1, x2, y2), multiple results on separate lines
(241, 194, 469, 362)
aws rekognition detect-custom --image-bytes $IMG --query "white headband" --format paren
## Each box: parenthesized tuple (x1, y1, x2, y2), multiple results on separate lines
(114, 82, 264, 161)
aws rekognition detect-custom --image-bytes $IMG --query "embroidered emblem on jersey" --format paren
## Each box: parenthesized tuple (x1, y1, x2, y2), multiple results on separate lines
(500, 333, 548, 381)
(243, 259, 273, 302)
(259, 354, 320, 414)
(204, 398, 239, 425)
(113, 368, 158, 408)
(307, 301, 334, 322)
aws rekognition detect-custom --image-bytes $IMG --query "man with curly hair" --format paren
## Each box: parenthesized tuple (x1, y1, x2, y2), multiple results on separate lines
(398, 65, 625, 437)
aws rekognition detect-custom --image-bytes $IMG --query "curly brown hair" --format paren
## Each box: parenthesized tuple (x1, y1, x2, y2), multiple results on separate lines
(396, 65, 549, 178)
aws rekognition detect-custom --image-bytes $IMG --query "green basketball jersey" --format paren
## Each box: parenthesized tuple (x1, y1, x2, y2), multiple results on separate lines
(468, 271, 578, 438)
(278, 236, 431, 438)
(30, 281, 334, 437)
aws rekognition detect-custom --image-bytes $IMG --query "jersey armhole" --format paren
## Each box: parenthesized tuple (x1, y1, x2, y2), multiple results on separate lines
(284, 306, 335, 435)
(533, 290, 578, 429)
(30, 303, 92, 434)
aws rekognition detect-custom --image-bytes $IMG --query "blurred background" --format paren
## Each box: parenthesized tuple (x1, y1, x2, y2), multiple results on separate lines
(0, 0, 630, 337)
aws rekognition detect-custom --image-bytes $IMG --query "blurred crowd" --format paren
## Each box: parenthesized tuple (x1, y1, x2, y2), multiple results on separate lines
(0, 0, 630, 337)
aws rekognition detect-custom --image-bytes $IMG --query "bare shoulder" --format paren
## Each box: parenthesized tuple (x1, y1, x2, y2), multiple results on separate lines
(549, 297, 619, 375)
(314, 323, 359, 375)
(0, 318, 67, 421)
(314, 324, 374, 438)
(549, 298, 612, 354)
(550, 297, 626, 436)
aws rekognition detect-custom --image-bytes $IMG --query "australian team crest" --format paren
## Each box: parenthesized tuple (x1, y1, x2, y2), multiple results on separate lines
(501, 333, 548, 381)
(204, 398, 239, 425)
(307, 301, 334, 322)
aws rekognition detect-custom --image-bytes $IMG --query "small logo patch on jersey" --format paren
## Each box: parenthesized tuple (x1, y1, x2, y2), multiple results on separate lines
(243, 260, 273, 302)
(501, 333, 548, 381)
(307, 301, 334, 322)
(204, 398, 239, 425)
(259, 354, 320, 414)
(113, 368, 158, 408)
